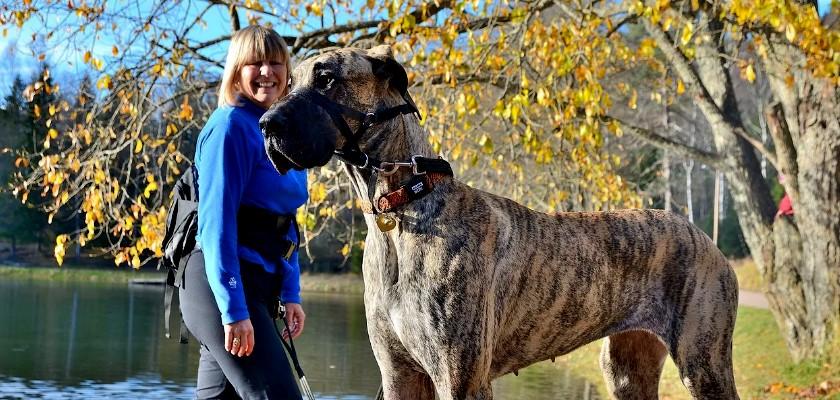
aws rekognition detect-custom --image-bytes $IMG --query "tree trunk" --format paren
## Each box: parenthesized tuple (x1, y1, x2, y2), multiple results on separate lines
(644, 14, 838, 360)
(713, 172, 720, 245)
(758, 29, 840, 360)
(664, 152, 672, 212)
(780, 82, 840, 359)
(684, 160, 694, 223)
(767, 216, 811, 360)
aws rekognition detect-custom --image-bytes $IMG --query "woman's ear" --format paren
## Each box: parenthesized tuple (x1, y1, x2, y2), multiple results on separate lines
(282, 77, 292, 97)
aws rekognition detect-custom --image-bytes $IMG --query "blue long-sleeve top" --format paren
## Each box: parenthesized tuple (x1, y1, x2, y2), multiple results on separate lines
(195, 97, 308, 325)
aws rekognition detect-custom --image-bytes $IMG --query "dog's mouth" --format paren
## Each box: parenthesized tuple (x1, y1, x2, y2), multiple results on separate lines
(264, 136, 302, 174)
(264, 133, 336, 173)
(260, 89, 342, 173)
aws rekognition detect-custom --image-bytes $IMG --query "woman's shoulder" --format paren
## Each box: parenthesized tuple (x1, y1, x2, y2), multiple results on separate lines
(209, 105, 258, 129)
(201, 106, 260, 139)
(196, 106, 262, 155)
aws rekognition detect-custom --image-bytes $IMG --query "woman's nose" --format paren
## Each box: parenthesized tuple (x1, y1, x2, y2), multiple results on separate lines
(260, 62, 273, 76)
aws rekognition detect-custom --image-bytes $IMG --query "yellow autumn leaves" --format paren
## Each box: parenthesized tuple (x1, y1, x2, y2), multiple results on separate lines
(11, 0, 839, 267)
(727, 0, 840, 83)
(21, 63, 185, 268)
(83, 50, 104, 71)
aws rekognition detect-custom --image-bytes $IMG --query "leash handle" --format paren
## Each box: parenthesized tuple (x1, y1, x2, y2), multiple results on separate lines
(274, 303, 315, 400)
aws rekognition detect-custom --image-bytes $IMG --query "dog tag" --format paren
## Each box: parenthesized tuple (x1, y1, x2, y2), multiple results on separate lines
(376, 214, 397, 232)
(403, 175, 432, 201)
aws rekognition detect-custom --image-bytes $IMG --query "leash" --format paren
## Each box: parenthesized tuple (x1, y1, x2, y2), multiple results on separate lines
(274, 304, 316, 400)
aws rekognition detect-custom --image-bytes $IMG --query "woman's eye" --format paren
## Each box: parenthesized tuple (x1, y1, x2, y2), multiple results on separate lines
(315, 73, 334, 90)
(270, 61, 285, 67)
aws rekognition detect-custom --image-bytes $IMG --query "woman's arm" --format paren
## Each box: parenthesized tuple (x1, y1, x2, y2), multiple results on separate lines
(197, 117, 256, 325)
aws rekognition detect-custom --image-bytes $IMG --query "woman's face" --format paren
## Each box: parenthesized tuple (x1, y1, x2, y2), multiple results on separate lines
(238, 59, 288, 109)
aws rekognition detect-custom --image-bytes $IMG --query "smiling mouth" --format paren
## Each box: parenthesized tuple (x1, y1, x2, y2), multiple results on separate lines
(256, 81, 277, 88)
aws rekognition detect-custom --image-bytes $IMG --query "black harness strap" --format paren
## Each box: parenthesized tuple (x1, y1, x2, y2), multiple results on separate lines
(302, 90, 456, 217)
(306, 91, 420, 169)
(412, 157, 454, 176)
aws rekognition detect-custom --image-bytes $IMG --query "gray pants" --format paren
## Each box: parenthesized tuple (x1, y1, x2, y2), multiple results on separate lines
(179, 250, 302, 400)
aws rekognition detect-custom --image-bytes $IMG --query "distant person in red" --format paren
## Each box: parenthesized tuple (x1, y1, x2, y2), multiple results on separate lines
(776, 193, 793, 217)
(776, 174, 794, 218)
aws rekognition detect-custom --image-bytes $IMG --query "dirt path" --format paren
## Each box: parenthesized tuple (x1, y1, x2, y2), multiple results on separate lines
(739, 289, 769, 309)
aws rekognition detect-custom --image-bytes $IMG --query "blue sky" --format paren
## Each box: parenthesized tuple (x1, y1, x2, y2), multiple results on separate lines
(0, 0, 834, 101)
(0, 1, 307, 99)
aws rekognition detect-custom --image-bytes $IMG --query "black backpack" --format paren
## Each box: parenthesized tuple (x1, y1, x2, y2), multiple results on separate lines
(159, 164, 200, 343)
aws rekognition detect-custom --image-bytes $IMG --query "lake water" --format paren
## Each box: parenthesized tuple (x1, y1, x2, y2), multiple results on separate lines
(0, 277, 601, 399)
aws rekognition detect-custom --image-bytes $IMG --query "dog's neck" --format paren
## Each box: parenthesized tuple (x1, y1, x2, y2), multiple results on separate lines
(344, 112, 443, 211)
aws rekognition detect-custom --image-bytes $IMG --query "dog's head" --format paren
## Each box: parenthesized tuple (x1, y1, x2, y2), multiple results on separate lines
(259, 45, 411, 172)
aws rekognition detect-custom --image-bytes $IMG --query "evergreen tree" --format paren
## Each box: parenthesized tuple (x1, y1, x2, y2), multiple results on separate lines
(0, 74, 48, 259)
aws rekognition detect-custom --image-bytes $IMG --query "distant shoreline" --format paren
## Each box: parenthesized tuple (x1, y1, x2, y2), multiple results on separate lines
(0, 265, 366, 294)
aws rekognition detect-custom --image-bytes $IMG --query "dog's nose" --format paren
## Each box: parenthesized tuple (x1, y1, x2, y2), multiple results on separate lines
(259, 112, 284, 137)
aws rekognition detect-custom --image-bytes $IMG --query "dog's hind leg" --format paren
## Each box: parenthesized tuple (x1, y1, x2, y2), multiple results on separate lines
(599, 330, 668, 400)
(670, 300, 739, 398)
(670, 321, 739, 400)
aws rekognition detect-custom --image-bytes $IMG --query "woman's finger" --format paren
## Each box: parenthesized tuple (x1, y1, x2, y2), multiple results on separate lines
(240, 328, 253, 357)
(291, 314, 304, 339)
(224, 325, 234, 352)
(292, 306, 305, 339)
(245, 330, 255, 356)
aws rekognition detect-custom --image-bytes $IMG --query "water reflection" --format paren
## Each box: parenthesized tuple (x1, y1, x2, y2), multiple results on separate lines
(0, 277, 600, 399)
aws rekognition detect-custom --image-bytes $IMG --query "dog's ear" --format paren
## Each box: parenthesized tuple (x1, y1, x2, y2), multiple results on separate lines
(366, 45, 408, 95)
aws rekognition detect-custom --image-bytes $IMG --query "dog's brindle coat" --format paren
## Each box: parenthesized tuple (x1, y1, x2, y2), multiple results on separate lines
(260, 46, 739, 400)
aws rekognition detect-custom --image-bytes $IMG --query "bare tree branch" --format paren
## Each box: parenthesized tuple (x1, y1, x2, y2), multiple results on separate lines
(642, 18, 783, 171)
(228, 2, 240, 32)
(372, 0, 454, 42)
(731, 124, 780, 171)
(765, 102, 799, 196)
(292, 20, 383, 52)
(612, 118, 726, 169)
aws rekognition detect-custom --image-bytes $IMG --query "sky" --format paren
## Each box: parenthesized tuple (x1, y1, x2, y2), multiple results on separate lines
(0, 0, 834, 101)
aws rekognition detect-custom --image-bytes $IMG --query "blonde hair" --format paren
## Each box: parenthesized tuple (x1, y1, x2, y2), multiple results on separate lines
(218, 25, 291, 107)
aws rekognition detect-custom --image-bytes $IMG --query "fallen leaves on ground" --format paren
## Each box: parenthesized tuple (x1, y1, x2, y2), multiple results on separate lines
(764, 380, 840, 399)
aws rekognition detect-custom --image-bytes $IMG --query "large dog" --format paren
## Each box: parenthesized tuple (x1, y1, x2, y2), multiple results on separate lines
(260, 45, 739, 400)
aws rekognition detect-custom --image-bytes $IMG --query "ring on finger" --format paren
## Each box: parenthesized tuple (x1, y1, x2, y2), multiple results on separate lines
(232, 337, 241, 347)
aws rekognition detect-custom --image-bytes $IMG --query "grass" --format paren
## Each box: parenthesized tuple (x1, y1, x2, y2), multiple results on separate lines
(301, 272, 365, 294)
(732, 258, 764, 292)
(0, 264, 368, 294)
(554, 306, 840, 399)
(0, 264, 165, 284)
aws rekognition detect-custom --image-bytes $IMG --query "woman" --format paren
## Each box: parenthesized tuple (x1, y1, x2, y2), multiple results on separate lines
(179, 25, 307, 399)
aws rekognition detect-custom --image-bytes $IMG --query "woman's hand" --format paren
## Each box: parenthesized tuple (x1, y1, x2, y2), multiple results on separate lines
(224, 319, 255, 357)
(282, 303, 305, 340)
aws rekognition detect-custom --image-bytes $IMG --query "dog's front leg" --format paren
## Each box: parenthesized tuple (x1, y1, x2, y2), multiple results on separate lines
(378, 365, 435, 400)
(371, 342, 435, 400)
(367, 316, 435, 400)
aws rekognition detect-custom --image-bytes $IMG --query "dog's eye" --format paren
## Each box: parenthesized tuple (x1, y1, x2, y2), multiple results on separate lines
(314, 72, 335, 90)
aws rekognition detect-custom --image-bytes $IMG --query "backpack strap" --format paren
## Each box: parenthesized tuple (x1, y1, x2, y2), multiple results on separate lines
(163, 279, 176, 339)
(163, 249, 193, 343)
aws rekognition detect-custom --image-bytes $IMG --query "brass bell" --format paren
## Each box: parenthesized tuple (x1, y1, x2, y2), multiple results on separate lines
(376, 214, 397, 232)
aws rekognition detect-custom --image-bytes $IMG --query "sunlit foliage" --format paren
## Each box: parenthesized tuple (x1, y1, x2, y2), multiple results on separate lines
(1, 0, 837, 266)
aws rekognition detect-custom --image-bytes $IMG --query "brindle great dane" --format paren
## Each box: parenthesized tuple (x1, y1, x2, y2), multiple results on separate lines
(259, 45, 739, 400)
